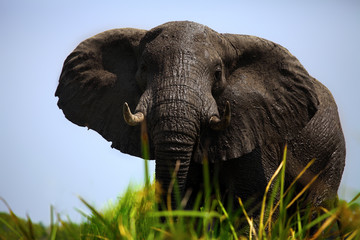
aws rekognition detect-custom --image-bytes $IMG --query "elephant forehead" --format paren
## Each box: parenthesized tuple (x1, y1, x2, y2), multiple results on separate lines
(141, 22, 220, 71)
(142, 42, 211, 72)
(146, 23, 211, 52)
(159, 21, 208, 41)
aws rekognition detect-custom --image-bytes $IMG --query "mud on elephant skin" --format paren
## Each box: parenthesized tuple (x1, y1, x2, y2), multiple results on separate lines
(55, 21, 345, 218)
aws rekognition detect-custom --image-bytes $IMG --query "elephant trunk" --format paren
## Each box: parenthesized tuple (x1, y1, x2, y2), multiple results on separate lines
(151, 96, 200, 209)
(154, 140, 193, 210)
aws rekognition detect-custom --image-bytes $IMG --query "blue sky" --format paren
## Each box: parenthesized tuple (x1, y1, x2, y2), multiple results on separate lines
(1, 0, 359, 224)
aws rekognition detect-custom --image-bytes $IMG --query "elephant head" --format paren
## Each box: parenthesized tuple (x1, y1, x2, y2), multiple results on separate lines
(56, 21, 344, 211)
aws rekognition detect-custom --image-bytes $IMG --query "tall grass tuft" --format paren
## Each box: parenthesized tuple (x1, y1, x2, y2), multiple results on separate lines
(1, 135, 359, 238)
(0, 197, 80, 240)
(60, 141, 360, 239)
(64, 162, 360, 240)
(1, 170, 359, 239)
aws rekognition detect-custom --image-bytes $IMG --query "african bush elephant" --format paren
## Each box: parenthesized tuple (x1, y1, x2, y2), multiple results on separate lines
(56, 21, 345, 218)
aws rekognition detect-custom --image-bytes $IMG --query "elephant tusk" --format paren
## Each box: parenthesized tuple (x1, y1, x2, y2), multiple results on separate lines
(123, 102, 144, 126)
(209, 101, 231, 131)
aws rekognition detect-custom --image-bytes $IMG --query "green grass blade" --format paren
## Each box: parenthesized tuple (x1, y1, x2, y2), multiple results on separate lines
(278, 144, 287, 238)
(49, 224, 58, 240)
(49, 205, 58, 240)
(296, 204, 303, 237)
(26, 214, 36, 240)
(218, 200, 238, 240)
(350, 192, 360, 204)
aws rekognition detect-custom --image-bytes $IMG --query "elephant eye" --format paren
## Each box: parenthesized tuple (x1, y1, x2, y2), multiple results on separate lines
(136, 64, 148, 92)
(214, 67, 222, 83)
(214, 70, 221, 81)
(212, 67, 225, 96)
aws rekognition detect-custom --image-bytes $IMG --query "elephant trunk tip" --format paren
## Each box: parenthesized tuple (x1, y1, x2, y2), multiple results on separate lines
(123, 102, 145, 126)
(209, 101, 231, 131)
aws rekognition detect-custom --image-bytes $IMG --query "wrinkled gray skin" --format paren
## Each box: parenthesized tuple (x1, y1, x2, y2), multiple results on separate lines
(56, 21, 345, 220)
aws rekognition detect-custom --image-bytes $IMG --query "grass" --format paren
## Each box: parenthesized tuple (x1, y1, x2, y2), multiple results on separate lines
(1, 155, 360, 239)
(1, 134, 360, 239)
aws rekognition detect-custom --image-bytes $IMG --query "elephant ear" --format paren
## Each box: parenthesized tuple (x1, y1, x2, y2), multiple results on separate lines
(55, 28, 147, 158)
(208, 34, 319, 161)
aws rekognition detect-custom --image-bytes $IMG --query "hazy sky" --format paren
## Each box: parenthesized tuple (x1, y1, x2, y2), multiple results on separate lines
(1, 0, 359, 224)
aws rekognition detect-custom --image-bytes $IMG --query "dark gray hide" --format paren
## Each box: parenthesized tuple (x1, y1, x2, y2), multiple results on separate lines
(56, 21, 345, 217)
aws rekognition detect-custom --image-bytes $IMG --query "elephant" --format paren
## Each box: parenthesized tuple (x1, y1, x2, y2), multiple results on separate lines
(55, 21, 345, 221)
